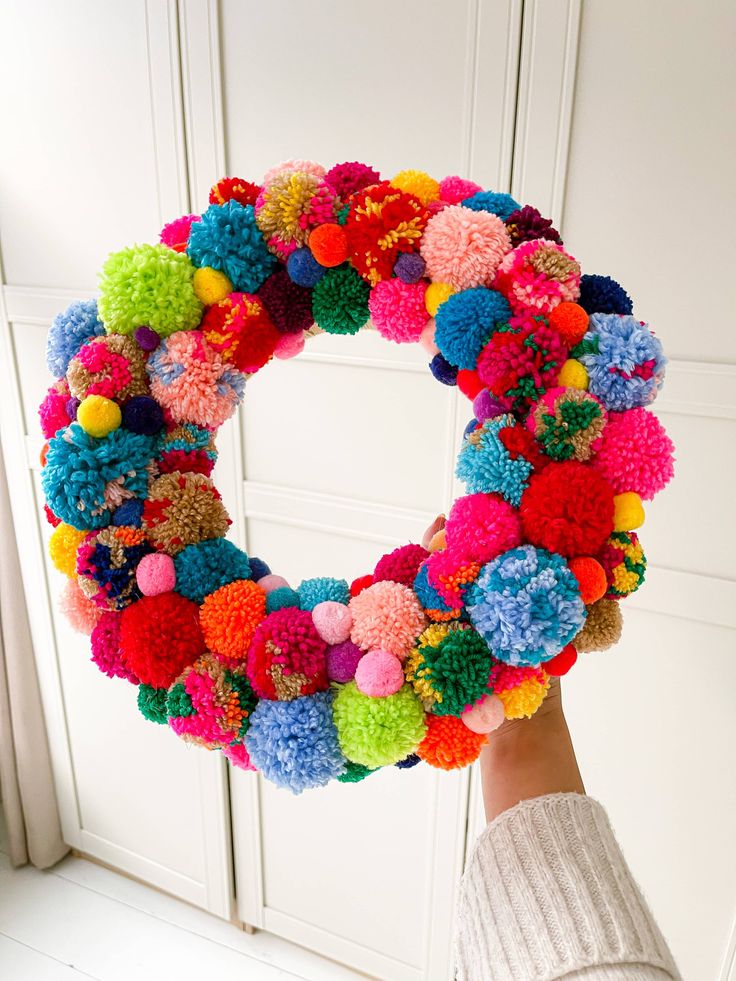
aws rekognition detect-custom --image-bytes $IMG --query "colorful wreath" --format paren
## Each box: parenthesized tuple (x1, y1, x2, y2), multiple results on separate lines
(40, 161, 674, 793)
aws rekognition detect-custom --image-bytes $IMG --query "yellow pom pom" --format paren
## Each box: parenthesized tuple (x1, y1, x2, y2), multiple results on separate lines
(193, 266, 233, 305)
(425, 282, 456, 317)
(498, 674, 550, 720)
(613, 492, 645, 531)
(49, 523, 86, 578)
(428, 528, 446, 553)
(390, 169, 440, 205)
(77, 395, 122, 438)
(557, 359, 589, 390)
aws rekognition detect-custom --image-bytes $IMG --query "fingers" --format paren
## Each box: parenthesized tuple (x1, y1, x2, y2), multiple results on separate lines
(422, 513, 446, 550)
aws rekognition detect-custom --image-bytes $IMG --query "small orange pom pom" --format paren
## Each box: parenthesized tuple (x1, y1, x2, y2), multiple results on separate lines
(417, 714, 487, 770)
(199, 579, 266, 664)
(309, 223, 348, 268)
(549, 301, 589, 345)
(40, 442, 49, 467)
(568, 556, 607, 604)
(545, 644, 578, 676)
(457, 369, 484, 400)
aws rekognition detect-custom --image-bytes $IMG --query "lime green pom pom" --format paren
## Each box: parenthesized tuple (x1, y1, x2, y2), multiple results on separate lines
(332, 682, 426, 767)
(137, 684, 168, 724)
(337, 760, 376, 783)
(406, 626, 493, 717)
(99, 244, 203, 337)
(312, 264, 370, 335)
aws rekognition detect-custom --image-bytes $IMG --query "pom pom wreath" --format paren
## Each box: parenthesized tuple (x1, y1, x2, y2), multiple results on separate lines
(549, 302, 589, 346)
(444, 493, 521, 565)
(496, 671, 550, 719)
(505, 206, 562, 248)
(420, 206, 511, 290)
(286, 247, 325, 287)
(557, 358, 589, 390)
(461, 693, 505, 734)
(520, 461, 614, 558)
(373, 543, 429, 588)
(67, 334, 149, 403)
(455, 416, 533, 506)
(332, 682, 426, 768)
(255, 171, 337, 259)
(312, 263, 370, 334)
(167, 654, 257, 748)
(187, 201, 276, 292)
(49, 522, 87, 578)
(90, 611, 138, 683)
(76, 525, 151, 610)
(308, 222, 348, 267)
(143, 472, 230, 555)
(545, 643, 578, 676)
(425, 282, 456, 317)
(573, 598, 623, 652)
(598, 531, 646, 600)
(326, 640, 363, 683)
(39, 379, 73, 438)
(324, 160, 381, 200)
(567, 557, 607, 605)
(355, 649, 405, 697)
(578, 314, 666, 411)
(405, 625, 493, 715)
(368, 279, 429, 343)
(42, 424, 155, 531)
(245, 692, 345, 794)
(201, 292, 279, 373)
(494, 239, 580, 315)
(345, 182, 428, 286)
(467, 545, 585, 666)
(391, 169, 440, 205)
(592, 407, 674, 499)
(120, 592, 205, 688)
(462, 191, 520, 221)
(439, 176, 483, 204)
(394, 251, 426, 284)
(311, 601, 352, 645)
(578, 274, 633, 316)
(266, 587, 301, 613)
(246, 607, 327, 700)
(526, 387, 606, 463)
(160, 214, 200, 252)
(46, 299, 104, 377)
(434, 288, 511, 370)
(429, 354, 458, 385)
(60, 579, 102, 634)
(157, 422, 217, 476)
(349, 580, 426, 660)
(612, 491, 645, 532)
(209, 177, 261, 208)
(417, 714, 486, 770)
(222, 741, 256, 772)
(477, 321, 567, 410)
(298, 577, 350, 610)
(136, 552, 176, 596)
(138, 684, 169, 724)
(257, 269, 313, 334)
(199, 579, 266, 665)
(99, 244, 203, 337)
(121, 396, 164, 437)
(76, 395, 122, 438)
(173, 538, 251, 604)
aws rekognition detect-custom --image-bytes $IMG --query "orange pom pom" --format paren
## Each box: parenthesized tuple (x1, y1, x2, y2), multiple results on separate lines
(457, 369, 484, 400)
(417, 714, 487, 770)
(549, 301, 589, 345)
(545, 643, 578, 676)
(40, 442, 49, 467)
(568, 556, 607, 604)
(309, 223, 348, 268)
(199, 579, 266, 665)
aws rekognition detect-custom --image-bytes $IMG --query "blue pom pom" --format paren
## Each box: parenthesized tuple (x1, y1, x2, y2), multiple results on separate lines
(578, 274, 633, 315)
(187, 201, 276, 292)
(455, 416, 533, 506)
(42, 424, 155, 530)
(435, 288, 510, 370)
(122, 396, 164, 436)
(112, 498, 145, 528)
(429, 353, 458, 385)
(287, 247, 326, 287)
(248, 556, 271, 581)
(413, 562, 456, 615)
(579, 313, 666, 411)
(395, 753, 421, 769)
(463, 417, 479, 440)
(245, 692, 346, 793)
(174, 539, 251, 605)
(461, 191, 520, 221)
(46, 300, 104, 377)
(298, 577, 350, 610)
(266, 586, 301, 613)
(467, 546, 585, 666)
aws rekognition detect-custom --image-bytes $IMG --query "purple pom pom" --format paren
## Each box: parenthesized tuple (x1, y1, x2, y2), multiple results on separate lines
(134, 326, 160, 351)
(472, 389, 507, 422)
(393, 252, 426, 284)
(326, 640, 362, 683)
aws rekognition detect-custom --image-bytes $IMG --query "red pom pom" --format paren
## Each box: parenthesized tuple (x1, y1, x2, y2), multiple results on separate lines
(120, 592, 205, 688)
(545, 644, 578, 676)
(498, 423, 550, 472)
(567, 556, 607, 604)
(548, 301, 588, 345)
(201, 293, 279, 373)
(309, 223, 349, 268)
(373, 544, 429, 587)
(350, 574, 374, 597)
(246, 607, 328, 700)
(44, 503, 61, 528)
(457, 369, 484, 400)
(520, 461, 615, 558)
(209, 177, 261, 207)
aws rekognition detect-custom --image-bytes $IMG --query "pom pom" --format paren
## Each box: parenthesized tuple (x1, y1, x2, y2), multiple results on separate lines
(157, 422, 217, 476)
(246, 607, 327, 700)
(76, 394, 122, 438)
(311, 601, 352, 645)
(332, 682, 426, 768)
(578, 274, 633, 315)
(394, 753, 421, 769)
(326, 640, 363, 682)
(309, 222, 348, 267)
(258, 574, 290, 594)
(527, 387, 606, 462)
(438, 176, 483, 204)
(324, 160, 381, 199)
(557, 358, 589, 389)
(350, 574, 373, 597)
(472, 389, 507, 423)
(578, 313, 666, 411)
(597, 531, 646, 600)
(477, 321, 567, 409)
(46, 299, 104, 376)
(495, 239, 580, 314)
(147, 331, 245, 428)
(136, 552, 176, 596)
(67, 334, 149, 403)
(591, 408, 674, 499)
(187, 201, 276, 292)
(76, 525, 151, 610)
(444, 492, 521, 564)
(99, 244, 203, 337)
(497, 671, 550, 719)
(462, 191, 520, 221)
(421, 548, 480, 611)
(434, 287, 510, 370)
(262, 159, 326, 186)
(90, 611, 138, 683)
(612, 491, 644, 531)
(417, 715, 486, 770)
(549, 301, 589, 345)
(390, 169, 440, 205)
(49, 522, 86, 578)
(111, 498, 145, 528)
(505, 206, 562, 247)
(143, 472, 230, 555)
(266, 586, 301, 613)
(467, 545, 585, 666)
(312, 263, 370, 334)
(425, 282, 455, 317)
(345, 182, 428, 286)
(412, 563, 459, 622)
(256, 171, 337, 259)
(405, 625, 492, 715)
(209, 177, 261, 208)
(249, 557, 271, 580)
(120, 592, 205, 688)
(573, 598, 623, 652)
(39, 379, 73, 438)
(545, 643, 578, 676)
(286, 247, 325, 287)
(134, 326, 161, 351)
(192, 266, 233, 306)
(368, 279, 429, 343)
(257, 269, 313, 334)
(121, 395, 164, 436)
(222, 741, 256, 771)
(338, 760, 375, 783)
(59, 579, 102, 634)
(373, 543, 429, 587)
(349, 580, 426, 660)
(201, 292, 279, 373)
(245, 692, 345, 794)
(567, 556, 607, 605)
(456, 415, 533, 506)
(394, 251, 426, 284)
(159, 214, 200, 252)
(355, 649, 405, 697)
(167, 654, 257, 748)
(274, 330, 305, 360)
(420, 206, 511, 291)
(138, 684, 169, 724)
(298, 577, 350, 610)
(199, 579, 266, 665)
(461, 693, 505, 733)
(429, 353, 458, 385)
(457, 369, 484, 401)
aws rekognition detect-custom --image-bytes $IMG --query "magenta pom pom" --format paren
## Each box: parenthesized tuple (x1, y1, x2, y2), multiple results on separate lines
(91, 612, 138, 683)
(494, 238, 581, 315)
(439, 176, 483, 204)
(39, 380, 72, 439)
(160, 214, 200, 252)
(373, 543, 429, 587)
(136, 553, 176, 597)
(355, 649, 405, 697)
(592, 407, 675, 500)
(325, 160, 381, 199)
(445, 493, 522, 564)
(274, 330, 305, 360)
(326, 640, 363, 683)
(420, 205, 511, 290)
(312, 600, 352, 645)
(368, 279, 429, 343)
(222, 741, 257, 772)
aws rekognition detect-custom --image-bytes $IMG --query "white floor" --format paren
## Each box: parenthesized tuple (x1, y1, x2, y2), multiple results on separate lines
(0, 812, 368, 981)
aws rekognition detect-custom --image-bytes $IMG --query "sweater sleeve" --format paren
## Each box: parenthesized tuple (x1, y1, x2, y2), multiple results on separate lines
(453, 793, 681, 981)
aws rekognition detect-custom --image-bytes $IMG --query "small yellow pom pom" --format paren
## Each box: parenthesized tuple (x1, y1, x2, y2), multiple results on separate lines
(428, 529, 446, 553)
(193, 266, 233, 305)
(49, 523, 86, 578)
(498, 674, 550, 720)
(557, 358, 589, 390)
(613, 492, 645, 531)
(391, 169, 440, 205)
(77, 395, 122, 438)
(425, 282, 456, 317)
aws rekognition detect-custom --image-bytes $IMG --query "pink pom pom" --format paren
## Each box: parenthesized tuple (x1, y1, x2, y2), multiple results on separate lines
(39, 381, 72, 439)
(445, 493, 522, 564)
(420, 205, 511, 290)
(222, 741, 257, 772)
(350, 580, 426, 660)
(462, 693, 505, 733)
(439, 176, 484, 204)
(494, 238, 580, 315)
(354, 649, 405, 697)
(326, 640, 363, 683)
(368, 280, 429, 343)
(91, 611, 138, 683)
(419, 320, 439, 357)
(274, 330, 305, 360)
(257, 574, 290, 594)
(312, 600, 352, 645)
(159, 214, 200, 253)
(592, 407, 675, 500)
(59, 579, 102, 635)
(261, 159, 326, 187)
(136, 553, 176, 596)
(373, 543, 429, 587)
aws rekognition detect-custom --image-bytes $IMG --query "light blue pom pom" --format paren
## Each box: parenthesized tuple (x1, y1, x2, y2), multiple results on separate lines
(46, 299, 104, 377)
(298, 577, 350, 610)
(187, 200, 276, 292)
(435, 288, 510, 370)
(578, 313, 666, 411)
(455, 416, 532, 506)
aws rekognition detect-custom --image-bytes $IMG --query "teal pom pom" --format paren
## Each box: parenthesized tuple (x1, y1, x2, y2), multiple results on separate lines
(46, 299, 104, 376)
(187, 201, 276, 292)
(137, 684, 168, 725)
(312, 264, 370, 335)
(298, 577, 350, 610)
(174, 539, 251, 605)
(455, 416, 533, 506)
(266, 586, 301, 613)
(435, 288, 510, 369)
(462, 191, 520, 221)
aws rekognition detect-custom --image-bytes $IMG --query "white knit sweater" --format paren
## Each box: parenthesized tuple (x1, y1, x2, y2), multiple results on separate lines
(454, 794, 681, 981)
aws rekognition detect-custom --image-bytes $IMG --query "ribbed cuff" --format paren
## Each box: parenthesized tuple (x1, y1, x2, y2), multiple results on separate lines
(454, 793, 681, 981)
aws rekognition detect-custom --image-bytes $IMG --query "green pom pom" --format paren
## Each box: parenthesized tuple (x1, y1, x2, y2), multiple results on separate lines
(166, 682, 195, 719)
(225, 670, 258, 738)
(99, 244, 203, 337)
(312, 263, 370, 335)
(332, 682, 426, 767)
(137, 684, 169, 724)
(337, 760, 376, 783)
(407, 627, 493, 717)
